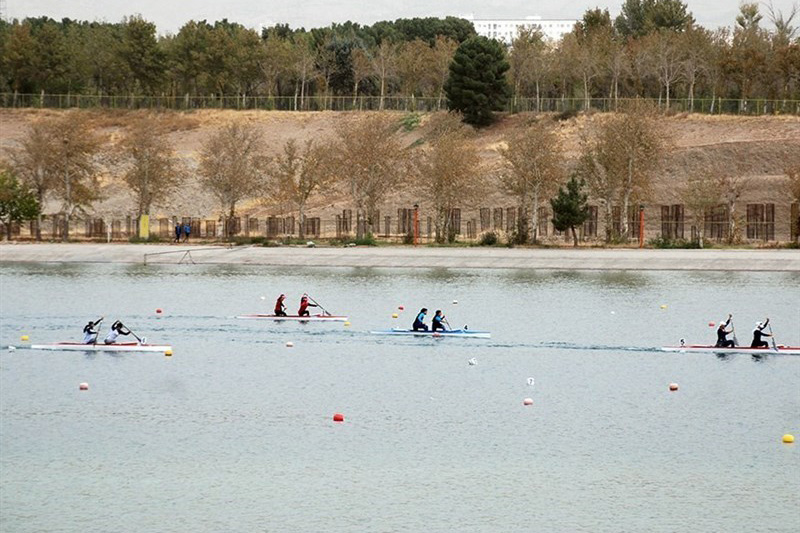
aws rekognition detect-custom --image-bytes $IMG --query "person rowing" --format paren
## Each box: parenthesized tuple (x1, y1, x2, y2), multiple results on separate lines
(274, 294, 287, 317)
(104, 321, 132, 345)
(432, 310, 448, 332)
(298, 295, 318, 317)
(82, 317, 103, 344)
(412, 308, 428, 331)
(751, 319, 773, 348)
(715, 314, 735, 348)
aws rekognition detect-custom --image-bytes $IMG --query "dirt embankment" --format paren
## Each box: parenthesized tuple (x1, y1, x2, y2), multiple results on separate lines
(0, 109, 798, 219)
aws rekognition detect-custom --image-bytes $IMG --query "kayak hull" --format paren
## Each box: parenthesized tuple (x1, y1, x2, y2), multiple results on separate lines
(662, 344, 800, 355)
(236, 314, 348, 322)
(370, 328, 491, 339)
(30, 342, 172, 353)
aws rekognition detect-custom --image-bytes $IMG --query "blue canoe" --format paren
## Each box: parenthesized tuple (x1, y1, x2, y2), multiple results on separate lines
(370, 328, 491, 339)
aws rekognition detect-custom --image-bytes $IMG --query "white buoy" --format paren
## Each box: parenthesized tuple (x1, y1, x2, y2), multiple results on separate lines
(260, 296, 266, 300)
(468, 358, 477, 365)
(8, 345, 16, 352)
(286, 341, 294, 348)
(523, 398, 533, 406)
(527, 377, 535, 387)
(452, 300, 458, 305)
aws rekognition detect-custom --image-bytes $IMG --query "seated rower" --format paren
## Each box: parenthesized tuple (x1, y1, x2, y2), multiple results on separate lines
(412, 308, 428, 331)
(82, 317, 103, 344)
(274, 294, 287, 317)
(298, 295, 318, 317)
(715, 314, 735, 347)
(104, 321, 131, 344)
(432, 310, 448, 332)
(751, 319, 772, 348)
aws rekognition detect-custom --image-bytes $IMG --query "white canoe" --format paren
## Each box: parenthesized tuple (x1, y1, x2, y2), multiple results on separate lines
(30, 342, 172, 353)
(662, 344, 800, 356)
(370, 328, 491, 339)
(235, 314, 348, 322)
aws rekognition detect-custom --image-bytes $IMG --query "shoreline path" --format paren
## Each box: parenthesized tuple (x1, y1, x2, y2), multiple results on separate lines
(1, 244, 798, 271)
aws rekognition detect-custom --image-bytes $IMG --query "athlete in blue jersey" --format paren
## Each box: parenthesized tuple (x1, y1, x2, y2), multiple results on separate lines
(412, 308, 428, 331)
(432, 310, 448, 332)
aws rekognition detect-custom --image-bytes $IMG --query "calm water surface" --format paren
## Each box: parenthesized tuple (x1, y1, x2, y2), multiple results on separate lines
(1, 263, 799, 532)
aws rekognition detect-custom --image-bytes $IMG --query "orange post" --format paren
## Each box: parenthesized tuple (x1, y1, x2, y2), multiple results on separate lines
(639, 206, 645, 248)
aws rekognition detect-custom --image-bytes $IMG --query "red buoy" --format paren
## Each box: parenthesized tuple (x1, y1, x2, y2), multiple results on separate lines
(669, 383, 679, 391)
(333, 413, 344, 422)
(708, 322, 714, 327)
(79, 382, 89, 391)
(398, 305, 404, 311)
(156, 308, 163, 314)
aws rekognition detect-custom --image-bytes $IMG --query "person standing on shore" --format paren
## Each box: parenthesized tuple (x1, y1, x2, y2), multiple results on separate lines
(715, 314, 735, 347)
(183, 221, 191, 243)
(751, 319, 772, 348)
(174, 223, 182, 243)
(412, 308, 428, 331)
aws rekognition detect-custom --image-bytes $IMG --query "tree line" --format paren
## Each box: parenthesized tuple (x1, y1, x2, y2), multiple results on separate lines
(0, 1, 798, 112)
(3, 107, 799, 245)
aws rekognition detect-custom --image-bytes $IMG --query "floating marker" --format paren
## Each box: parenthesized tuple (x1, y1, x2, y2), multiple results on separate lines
(8, 345, 16, 352)
(20, 335, 29, 341)
(391, 313, 398, 319)
(610, 311, 616, 315)
(79, 382, 89, 391)
(708, 322, 715, 327)
(527, 377, 535, 387)
(333, 413, 344, 422)
(468, 358, 477, 365)
(660, 304, 667, 309)
(260, 296, 266, 300)
(669, 383, 679, 391)
(164, 349, 173, 356)
(398, 306, 404, 311)
(523, 398, 533, 406)
(156, 308, 163, 314)
(286, 341, 294, 348)
(783, 434, 795, 443)
(452, 300, 458, 305)
(344, 321, 351, 327)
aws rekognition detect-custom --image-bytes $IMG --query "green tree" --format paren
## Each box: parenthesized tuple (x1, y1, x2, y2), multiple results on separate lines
(444, 36, 510, 126)
(0, 168, 41, 240)
(615, 0, 693, 38)
(550, 176, 590, 247)
(120, 15, 166, 94)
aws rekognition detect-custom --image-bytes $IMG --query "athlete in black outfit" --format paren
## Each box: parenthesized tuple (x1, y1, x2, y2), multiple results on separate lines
(413, 308, 428, 331)
(715, 314, 735, 347)
(751, 319, 772, 348)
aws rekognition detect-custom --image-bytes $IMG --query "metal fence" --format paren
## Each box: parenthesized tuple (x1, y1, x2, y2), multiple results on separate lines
(2, 92, 798, 115)
(2, 203, 797, 244)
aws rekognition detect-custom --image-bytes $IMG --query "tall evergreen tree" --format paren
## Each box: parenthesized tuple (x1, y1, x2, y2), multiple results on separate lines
(444, 36, 510, 126)
(550, 176, 590, 247)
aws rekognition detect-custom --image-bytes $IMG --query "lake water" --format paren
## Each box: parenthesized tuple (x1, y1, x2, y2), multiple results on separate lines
(1, 263, 798, 532)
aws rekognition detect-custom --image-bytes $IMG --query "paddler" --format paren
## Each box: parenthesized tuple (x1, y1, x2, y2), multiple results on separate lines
(82, 317, 103, 344)
(104, 321, 132, 344)
(432, 310, 448, 332)
(412, 308, 428, 331)
(751, 319, 772, 348)
(274, 294, 287, 317)
(298, 295, 318, 317)
(715, 314, 735, 348)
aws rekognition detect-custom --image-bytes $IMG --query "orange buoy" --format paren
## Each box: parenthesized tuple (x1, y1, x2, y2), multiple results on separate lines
(79, 382, 89, 391)
(333, 413, 344, 422)
(669, 383, 679, 391)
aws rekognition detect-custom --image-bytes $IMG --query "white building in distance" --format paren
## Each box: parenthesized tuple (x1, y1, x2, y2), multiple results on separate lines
(464, 15, 577, 44)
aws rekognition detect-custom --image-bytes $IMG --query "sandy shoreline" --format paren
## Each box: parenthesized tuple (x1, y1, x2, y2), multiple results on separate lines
(1, 243, 798, 271)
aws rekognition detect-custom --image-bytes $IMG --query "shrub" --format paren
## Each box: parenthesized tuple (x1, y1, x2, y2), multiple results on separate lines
(648, 236, 702, 249)
(478, 231, 498, 246)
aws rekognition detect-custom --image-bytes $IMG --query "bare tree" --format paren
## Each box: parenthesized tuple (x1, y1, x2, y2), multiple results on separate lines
(51, 114, 103, 240)
(413, 116, 482, 243)
(269, 139, 334, 239)
(372, 41, 398, 111)
(575, 102, 667, 241)
(509, 28, 549, 111)
(332, 114, 408, 237)
(117, 115, 185, 218)
(198, 121, 265, 230)
(351, 47, 372, 107)
(6, 121, 57, 240)
(429, 36, 458, 110)
(498, 119, 565, 243)
(681, 171, 721, 248)
(785, 163, 800, 243)
(291, 34, 317, 111)
(642, 30, 683, 108)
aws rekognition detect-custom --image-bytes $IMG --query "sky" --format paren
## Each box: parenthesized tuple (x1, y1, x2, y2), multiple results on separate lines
(4, 0, 797, 34)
